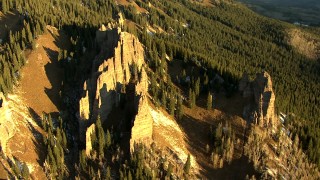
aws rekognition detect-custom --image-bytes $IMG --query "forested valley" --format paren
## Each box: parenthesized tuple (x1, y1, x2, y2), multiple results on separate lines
(0, 0, 319, 179)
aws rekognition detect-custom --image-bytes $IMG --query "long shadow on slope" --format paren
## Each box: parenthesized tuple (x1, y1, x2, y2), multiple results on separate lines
(176, 113, 259, 179)
(43, 47, 64, 111)
(26, 109, 45, 172)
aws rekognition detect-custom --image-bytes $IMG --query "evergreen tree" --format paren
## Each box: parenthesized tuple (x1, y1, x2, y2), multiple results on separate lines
(96, 116, 105, 159)
(176, 95, 183, 120)
(188, 89, 196, 108)
(207, 92, 212, 110)
(169, 94, 175, 116)
(1, 0, 8, 14)
(106, 129, 111, 149)
(106, 166, 111, 180)
(161, 90, 166, 107)
(184, 154, 191, 175)
(21, 163, 30, 179)
(194, 77, 200, 97)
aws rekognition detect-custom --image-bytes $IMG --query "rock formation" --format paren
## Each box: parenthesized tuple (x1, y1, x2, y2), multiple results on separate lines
(130, 96, 153, 149)
(85, 124, 96, 156)
(79, 24, 153, 151)
(239, 71, 277, 129)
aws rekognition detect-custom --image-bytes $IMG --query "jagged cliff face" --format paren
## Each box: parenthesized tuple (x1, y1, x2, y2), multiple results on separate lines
(79, 26, 153, 151)
(93, 31, 145, 122)
(253, 72, 276, 128)
(240, 72, 277, 129)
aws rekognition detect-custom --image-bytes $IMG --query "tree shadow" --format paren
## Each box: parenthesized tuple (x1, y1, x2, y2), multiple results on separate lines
(43, 47, 64, 111)
(27, 120, 45, 171)
(176, 111, 258, 179)
(28, 107, 43, 128)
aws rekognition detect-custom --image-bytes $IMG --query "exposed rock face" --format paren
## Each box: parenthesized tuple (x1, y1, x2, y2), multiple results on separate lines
(253, 72, 276, 128)
(92, 31, 145, 122)
(0, 93, 14, 156)
(130, 96, 153, 150)
(79, 26, 152, 151)
(239, 71, 277, 129)
(79, 81, 90, 120)
(85, 124, 96, 156)
(0, 93, 45, 178)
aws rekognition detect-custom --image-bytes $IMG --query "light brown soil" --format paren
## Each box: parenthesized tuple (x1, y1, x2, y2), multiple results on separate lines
(0, 26, 69, 179)
(18, 26, 68, 116)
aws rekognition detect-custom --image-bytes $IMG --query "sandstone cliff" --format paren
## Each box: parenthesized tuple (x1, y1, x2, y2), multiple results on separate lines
(240, 71, 277, 129)
(79, 25, 153, 151)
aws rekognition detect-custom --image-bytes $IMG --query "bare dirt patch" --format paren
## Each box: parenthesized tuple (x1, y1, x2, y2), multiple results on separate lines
(0, 26, 69, 178)
(288, 28, 320, 60)
(18, 26, 69, 116)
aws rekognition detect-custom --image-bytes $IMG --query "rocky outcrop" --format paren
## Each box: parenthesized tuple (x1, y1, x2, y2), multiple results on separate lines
(253, 72, 276, 128)
(239, 71, 277, 129)
(130, 96, 153, 150)
(95, 13, 124, 46)
(79, 24, 153, 151)
(85, 124, 95, 156)
(92, 31, 145, 122)
(0, 93, 14, 156)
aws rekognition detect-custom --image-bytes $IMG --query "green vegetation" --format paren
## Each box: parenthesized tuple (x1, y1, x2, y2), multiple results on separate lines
(128, 0, 320, 167)
(1, 0, 320, 177)
(210, 123, 235, 168)
(42, 114, 68, 179)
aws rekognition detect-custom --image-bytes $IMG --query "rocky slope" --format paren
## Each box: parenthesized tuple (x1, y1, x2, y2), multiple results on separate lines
(0, 93, 45, 179)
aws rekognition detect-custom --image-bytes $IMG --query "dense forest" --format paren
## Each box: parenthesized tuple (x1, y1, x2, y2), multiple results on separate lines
(124, 0, 320, 167)
(0, 0, 319, 178)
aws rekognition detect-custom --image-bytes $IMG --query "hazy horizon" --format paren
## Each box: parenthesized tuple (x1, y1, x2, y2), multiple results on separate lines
(238, 0, 320, 25)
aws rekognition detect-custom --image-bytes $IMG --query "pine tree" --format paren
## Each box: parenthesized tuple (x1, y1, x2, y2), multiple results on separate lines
(21, 163, 30, 179)
(106, 166, 111, 180)
(96, 116, 105, 159)
(207, 92, 212, 110)
(169, 94, 175, 116)
(195, 77, 200, 96)
(176, 95, 183, 120)
(2, 0, 8, 14)
(161, 90, 166, 107)
(188, 89, 196, 108)
(106, 129, 111, 149)
(184, 154, 191, 175)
